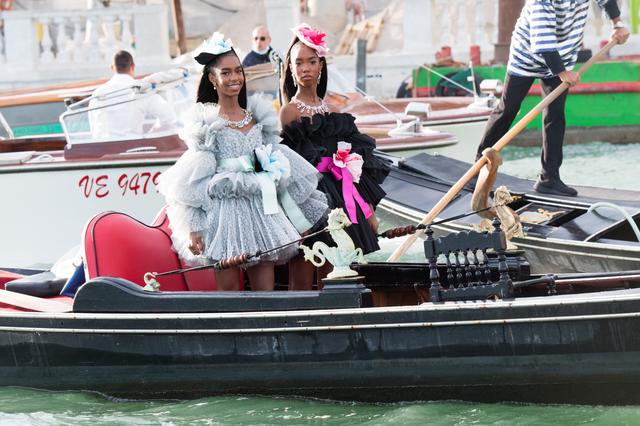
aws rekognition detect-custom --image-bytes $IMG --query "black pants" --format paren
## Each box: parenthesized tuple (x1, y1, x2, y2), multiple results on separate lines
(476, 73, 568, 181)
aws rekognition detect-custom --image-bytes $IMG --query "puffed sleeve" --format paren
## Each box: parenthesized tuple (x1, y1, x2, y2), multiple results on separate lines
(157, 103, 220, 260)
(338, 113, 390, 207)
(280, 116, 327, 166)
(272, 142, 328, 232)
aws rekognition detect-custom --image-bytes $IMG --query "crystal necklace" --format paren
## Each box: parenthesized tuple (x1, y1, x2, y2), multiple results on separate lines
(291, 97, 329, 115)
(220, 108, 253, 128)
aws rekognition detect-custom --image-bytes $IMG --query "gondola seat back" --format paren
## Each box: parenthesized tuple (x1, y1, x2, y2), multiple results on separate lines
(83, 210, 220, 292)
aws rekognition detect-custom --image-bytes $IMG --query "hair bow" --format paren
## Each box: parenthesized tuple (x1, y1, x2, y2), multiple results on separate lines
(194, 32, 234, 65)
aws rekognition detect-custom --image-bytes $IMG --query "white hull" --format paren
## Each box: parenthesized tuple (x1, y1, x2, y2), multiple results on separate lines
(0, 159, 173, 267)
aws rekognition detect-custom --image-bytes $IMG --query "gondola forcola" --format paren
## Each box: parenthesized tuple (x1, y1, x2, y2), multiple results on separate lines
(387, 38, 620, 262)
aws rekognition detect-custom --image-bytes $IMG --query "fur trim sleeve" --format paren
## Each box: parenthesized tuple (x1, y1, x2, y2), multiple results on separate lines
(178, 103, 225, 150)
(248, 94, 282, 145)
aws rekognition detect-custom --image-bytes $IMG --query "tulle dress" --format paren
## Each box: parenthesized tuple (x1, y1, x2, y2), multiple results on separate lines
(281, 112, 390, 254)
(158, 95, 328, 266)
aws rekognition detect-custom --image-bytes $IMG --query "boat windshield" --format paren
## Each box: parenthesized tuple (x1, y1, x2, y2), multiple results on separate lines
(0, 112, 14, 140)
(60, 75, 194, 146)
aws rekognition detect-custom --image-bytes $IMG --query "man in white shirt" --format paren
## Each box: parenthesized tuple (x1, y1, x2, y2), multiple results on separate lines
(89, 50, 177, 139)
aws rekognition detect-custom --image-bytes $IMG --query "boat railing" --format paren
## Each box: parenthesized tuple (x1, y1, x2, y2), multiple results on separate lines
(60, 78, 191, 147)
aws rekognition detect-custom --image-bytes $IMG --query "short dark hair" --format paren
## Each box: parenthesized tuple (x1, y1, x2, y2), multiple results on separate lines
(113, 50, 134, 73)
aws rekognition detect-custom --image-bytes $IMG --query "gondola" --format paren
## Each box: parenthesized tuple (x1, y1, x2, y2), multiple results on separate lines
(378, 151, 640, 273)
(0, 208, 639, 405)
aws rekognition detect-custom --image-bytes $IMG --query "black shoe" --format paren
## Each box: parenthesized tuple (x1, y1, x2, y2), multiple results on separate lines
(533, 178, 578, 197)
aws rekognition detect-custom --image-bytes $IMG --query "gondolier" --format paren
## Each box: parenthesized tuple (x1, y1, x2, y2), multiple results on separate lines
(476, 0, 630, 197)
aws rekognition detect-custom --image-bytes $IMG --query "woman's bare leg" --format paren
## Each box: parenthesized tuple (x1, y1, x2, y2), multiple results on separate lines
(247, 262, 275, 291)
(215, 268, 241, 291)
(315, 263, 333, 290)
(288, 255, 315, 290)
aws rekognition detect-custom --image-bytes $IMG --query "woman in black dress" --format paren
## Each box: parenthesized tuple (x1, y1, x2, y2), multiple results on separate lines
(280, 23, 389, 290)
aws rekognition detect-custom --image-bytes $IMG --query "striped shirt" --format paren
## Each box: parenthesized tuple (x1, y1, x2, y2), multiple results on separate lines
(508, 0, 619, 78)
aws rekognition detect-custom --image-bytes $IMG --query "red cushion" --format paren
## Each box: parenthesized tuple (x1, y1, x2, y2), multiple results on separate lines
(83, 211, 189, 291)
(0, 270, 23, 290)
(84, 209, 242, 292)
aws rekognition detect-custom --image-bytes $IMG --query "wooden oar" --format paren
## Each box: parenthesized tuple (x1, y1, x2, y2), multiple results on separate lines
(387, 39, 619, 262)
(0, 289, 72, 313)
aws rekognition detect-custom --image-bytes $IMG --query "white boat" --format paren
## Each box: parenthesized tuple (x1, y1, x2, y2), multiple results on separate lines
(0, 77, 192, 268)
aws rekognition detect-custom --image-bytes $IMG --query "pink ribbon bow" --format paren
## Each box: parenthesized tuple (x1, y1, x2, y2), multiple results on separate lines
(316, 142, 372, 224)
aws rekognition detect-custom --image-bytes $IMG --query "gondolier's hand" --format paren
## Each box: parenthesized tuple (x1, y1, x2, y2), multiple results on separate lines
(559, 70, 580, 86)
(189, 232, 205, 255)
(611, 26, 630, 44)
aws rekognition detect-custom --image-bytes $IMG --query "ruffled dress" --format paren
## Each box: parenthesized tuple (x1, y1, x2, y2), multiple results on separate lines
(158, 95, 328, 266)
(281, 112, 390, 254)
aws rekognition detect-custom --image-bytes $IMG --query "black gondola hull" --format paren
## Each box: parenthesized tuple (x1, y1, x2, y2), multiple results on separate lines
(2, 285, 640, 404)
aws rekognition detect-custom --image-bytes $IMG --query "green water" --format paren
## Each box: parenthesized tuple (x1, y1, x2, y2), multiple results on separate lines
(4, 142, 640, 424)
(3, 388, 640, 425)
(500, 142, 640, 191)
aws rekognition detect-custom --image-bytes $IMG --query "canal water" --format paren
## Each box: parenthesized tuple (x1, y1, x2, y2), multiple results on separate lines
(2, 142, 639, 425)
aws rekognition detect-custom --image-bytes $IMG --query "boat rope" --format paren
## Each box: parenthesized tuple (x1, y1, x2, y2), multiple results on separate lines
(588, 202, 640, 243)
(377, 204, 504, 239)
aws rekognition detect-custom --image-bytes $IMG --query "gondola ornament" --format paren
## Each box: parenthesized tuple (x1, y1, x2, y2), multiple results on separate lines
(301, 208, 366, 279)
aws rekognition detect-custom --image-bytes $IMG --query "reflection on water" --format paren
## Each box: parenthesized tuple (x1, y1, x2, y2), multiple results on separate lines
(500, 142, 640, 190)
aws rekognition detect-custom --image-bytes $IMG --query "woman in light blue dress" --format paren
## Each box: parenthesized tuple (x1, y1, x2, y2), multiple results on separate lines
(158, 33, 327, 291)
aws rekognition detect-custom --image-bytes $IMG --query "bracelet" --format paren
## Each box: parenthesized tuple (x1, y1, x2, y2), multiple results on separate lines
(613, 21, 626, 29)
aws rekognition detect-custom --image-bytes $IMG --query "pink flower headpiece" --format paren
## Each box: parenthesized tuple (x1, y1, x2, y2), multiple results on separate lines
(291, 23, 328, 57)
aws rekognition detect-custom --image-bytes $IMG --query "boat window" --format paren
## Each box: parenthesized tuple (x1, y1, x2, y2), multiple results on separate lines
(0, 102, 67, 137)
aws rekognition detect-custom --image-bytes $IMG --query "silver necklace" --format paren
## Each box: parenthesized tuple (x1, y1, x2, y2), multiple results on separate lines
(291, 98, 329, 115)
(221, 109, 253, 128)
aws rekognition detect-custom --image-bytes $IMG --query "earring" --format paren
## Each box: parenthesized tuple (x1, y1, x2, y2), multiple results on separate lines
(317, 72, 321, 84)
(293, 77, 297, 88)
(213, 85, 217, 91)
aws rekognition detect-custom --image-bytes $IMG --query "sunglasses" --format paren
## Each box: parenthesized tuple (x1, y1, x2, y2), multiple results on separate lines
(254, 36, 267, 41)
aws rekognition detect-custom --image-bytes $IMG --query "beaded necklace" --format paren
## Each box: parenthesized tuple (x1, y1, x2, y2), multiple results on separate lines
(221, 109, 253, 128)
(291, 98, 329, 115)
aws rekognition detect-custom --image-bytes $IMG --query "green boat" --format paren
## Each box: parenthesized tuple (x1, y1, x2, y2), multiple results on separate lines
(412, 60, 640, 145)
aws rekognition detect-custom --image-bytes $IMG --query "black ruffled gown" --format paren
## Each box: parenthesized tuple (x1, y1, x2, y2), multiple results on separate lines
(281, 112, 390, 254)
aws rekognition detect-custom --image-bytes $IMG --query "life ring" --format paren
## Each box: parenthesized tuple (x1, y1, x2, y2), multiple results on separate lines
(0, 0, 13, 11)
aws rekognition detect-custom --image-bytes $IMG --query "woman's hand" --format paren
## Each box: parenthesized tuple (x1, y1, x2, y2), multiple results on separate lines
(189, 232, 205, 255)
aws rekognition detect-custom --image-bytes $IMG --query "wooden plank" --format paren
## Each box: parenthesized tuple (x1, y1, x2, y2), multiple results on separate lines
(336, 25, 357, 55)
(0, 289, 72, 313)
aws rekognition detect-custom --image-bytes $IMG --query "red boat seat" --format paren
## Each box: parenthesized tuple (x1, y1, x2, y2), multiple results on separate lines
(0, 269, 23, 290)
(83, 209, 241, 292)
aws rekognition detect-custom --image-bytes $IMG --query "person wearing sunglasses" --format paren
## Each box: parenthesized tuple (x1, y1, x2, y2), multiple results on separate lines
(241, 25, 274, 68)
